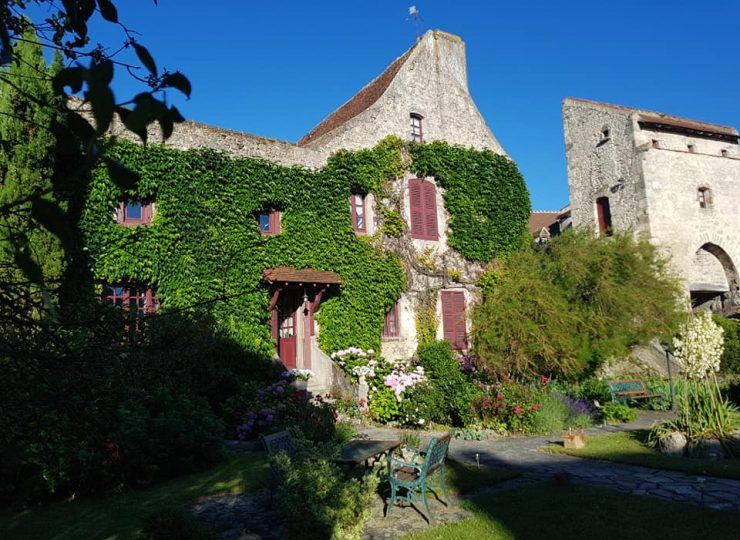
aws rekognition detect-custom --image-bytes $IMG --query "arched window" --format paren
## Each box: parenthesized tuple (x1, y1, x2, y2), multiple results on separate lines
(596, 197, 612, 236)
(698, 187, 712, 209)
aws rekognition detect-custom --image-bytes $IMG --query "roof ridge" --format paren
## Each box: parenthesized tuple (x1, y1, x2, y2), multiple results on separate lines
(297, 39, 420, 146)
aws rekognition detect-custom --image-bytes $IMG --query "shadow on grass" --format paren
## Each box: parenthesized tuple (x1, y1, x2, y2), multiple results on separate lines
(0, 453, 269, 540)
(403, 482, 740, 540)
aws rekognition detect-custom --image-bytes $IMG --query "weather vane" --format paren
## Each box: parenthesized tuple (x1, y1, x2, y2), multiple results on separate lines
(408, 5, 423, 41)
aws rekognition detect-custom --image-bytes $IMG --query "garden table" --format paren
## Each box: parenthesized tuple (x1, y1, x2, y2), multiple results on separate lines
(334, 439, 401, 472)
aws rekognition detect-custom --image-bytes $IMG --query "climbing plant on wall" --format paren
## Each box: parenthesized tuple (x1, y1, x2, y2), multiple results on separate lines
(409, 141, 531, 262)
(81, 139, 406, 357)
(81, 136, 531, 358)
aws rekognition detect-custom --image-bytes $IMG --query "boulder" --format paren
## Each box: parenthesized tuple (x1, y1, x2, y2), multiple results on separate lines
(657, 432, 687, 457)
(687, 437, 726, 460)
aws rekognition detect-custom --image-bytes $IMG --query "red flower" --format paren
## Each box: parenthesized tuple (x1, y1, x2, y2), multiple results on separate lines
(513, 404, 523, 415)
(496, 393, 505, 400)
(540, 375, 551, 385)
(110, 451, 121, 462)
(531, 404, 542, 411)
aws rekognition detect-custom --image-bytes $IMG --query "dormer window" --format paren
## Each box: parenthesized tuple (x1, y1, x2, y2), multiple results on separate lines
(410, 113, 423, 144)
(350, 193, 366, 233)
(698, 187, 712, 209)
(118, 200, 154, 226)
(257, 209, 281, 235)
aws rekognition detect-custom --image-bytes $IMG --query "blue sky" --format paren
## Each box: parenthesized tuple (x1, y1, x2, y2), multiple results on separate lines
(68, 1, 740, 209)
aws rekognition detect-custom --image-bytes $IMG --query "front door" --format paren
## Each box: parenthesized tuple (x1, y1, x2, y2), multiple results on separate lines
(277, 291, 300, 369)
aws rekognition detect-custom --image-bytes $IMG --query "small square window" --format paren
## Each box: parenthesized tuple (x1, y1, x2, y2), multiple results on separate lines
(257, 209, 280, 235)
(102, 284, 159, 318)
(118, 200, 153, 226)
(652, 139, 660, 149)
(698, 187, 712, 209)
(721, 149, 729, 157)
(688, 144, 696, 153)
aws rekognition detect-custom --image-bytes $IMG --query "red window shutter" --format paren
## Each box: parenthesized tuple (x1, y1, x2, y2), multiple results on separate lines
(270, 210, 281, 234)
(441, 291, 467, 350)
(409, 180, 424, 239)
(422, 182, 438, 240)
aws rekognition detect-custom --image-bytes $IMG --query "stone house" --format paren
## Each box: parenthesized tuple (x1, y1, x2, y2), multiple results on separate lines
(94, 29, 516, 391)
(563, 97, 740, 311)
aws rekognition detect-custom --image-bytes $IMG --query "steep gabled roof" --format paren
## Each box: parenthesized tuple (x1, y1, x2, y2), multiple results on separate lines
(528, 211, 561, 235)
(297, 42, 418, 146)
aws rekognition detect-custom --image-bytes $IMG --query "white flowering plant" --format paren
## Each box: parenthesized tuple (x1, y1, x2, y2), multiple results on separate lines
(673, 311, 724, 380)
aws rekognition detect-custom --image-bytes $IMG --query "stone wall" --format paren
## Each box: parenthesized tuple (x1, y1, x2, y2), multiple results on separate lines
(564, 97, 740, 304)
(301, 30, 506, 159)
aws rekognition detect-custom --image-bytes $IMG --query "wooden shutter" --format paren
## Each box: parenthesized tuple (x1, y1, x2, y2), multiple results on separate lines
(422, 182, 438, 240)
(409, 179, 424, 238)
(441, 290, 467, 350)
(410, 179, 438, 240)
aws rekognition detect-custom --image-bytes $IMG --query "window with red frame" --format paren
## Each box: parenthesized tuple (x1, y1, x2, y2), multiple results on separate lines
(257, 209, 281, 235)
(410, 114, 423, 143)
(350, 193, 367, 233)
(118, 201, 154, 226)
(409, 178, 438, 240)
(383, 302, 400, 338)
(102, 285, 159, 317)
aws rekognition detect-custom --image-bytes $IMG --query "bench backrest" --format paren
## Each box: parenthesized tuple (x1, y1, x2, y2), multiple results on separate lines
(259, 429, 296, 458)
(608, 379, 647, 394)
(422, 434, 451, 476)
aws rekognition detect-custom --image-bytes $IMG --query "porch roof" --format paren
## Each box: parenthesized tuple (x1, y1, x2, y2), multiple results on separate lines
(262, 267, 343, 286)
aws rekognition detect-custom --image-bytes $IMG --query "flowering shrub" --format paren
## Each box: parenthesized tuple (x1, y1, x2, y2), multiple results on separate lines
(471, 376, 550, 434)
(673, 311, 724, 380)
(333, 347, 427, 423)
(236, 372, 337, 441)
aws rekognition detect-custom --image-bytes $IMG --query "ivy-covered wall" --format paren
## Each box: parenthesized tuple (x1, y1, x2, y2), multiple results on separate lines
(410, 141, 531, 261)
(80, 137, 530, 358)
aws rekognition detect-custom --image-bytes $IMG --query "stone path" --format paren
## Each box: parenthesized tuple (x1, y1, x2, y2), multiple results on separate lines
(197, 412, 740, 539)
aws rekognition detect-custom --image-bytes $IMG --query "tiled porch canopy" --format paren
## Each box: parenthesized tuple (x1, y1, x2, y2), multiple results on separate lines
(262, 267, 343, 286)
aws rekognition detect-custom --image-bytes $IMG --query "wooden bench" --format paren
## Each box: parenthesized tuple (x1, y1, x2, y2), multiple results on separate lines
(385, 434, 451, 523)
(607, 379, 663, 405)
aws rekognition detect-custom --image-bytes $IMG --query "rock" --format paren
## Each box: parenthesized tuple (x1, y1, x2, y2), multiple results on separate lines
(687, 437, 726, 460)
(657, 432, 687, 457)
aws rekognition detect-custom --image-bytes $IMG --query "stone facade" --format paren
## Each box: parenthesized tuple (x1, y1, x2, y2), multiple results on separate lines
(563, 98, 740, 309)
(92, 29, 512, 366)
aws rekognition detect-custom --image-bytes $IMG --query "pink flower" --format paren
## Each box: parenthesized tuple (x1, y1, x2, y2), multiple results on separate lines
(496, 393, 505, 400)
(531, 404, 542, 411)
(513, 404, 523, 415)
(540, 375, 551, 385)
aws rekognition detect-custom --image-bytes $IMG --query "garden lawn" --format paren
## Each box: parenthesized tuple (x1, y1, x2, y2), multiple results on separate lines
(543, 430, 740, 480)
(404, 483, 740, 539)
(443, 459, 518, 496)
(0, 453, 269, 540)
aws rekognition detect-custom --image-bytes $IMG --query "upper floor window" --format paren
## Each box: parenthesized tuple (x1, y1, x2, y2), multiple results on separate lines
(410, 113, 423, 144)
(721, 149, 729, 157)
(595, 196, 612, 236)
(698, 187, 712, 209)
(102, 284, 159, 318)
(350, 193, 366, 233)
(118, 200, 154, 226)
(688, 144, 696, 153)
(383, 302, 400, 338)
(409, 178, 439, 241)
(257, 209, 281, 235)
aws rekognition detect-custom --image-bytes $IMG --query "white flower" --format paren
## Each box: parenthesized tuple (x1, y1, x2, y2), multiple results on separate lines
(673, 311, 724, 380)
(367, 349, 375, 354)
(418, 418, 425, 425)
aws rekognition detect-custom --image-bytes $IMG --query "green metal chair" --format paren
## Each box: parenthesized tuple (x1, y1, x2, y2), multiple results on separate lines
(385, 434, 451, 522)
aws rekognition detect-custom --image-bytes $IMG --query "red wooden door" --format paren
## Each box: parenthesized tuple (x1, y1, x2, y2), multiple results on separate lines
(277, 292, 299, 369)
(441, 290, 467, 350)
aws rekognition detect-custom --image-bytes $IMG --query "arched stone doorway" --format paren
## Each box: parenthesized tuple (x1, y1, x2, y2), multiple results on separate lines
(688, 242, 739, 311)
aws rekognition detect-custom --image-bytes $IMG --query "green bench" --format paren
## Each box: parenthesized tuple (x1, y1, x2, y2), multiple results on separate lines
(608, 379, 663, 405)
(385, 434, 451, 523)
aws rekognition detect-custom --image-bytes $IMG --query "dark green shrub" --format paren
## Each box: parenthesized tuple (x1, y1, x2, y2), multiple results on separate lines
(142, 508, 214, 540)
(570, 377, 612, 404)
(714, 316, 740, 374)
(416, 341, 480, 426)
(273, 453, 377, 540)
(600, 402, 636, 423)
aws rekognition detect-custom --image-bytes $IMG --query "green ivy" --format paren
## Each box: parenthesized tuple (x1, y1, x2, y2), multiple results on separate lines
(410, 141, 531, 261)
(80, 137, 531, 359)
(81, 140, 406, 356)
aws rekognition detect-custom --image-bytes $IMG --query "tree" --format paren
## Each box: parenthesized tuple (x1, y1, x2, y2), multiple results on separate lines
(472, 230, 685, 379)
(0, 27, 65, 282)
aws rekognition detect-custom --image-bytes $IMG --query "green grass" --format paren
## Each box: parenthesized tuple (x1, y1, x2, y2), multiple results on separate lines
(443, 459, 518, 496)
(0, 453, 269, 540)
(543, 430, 740, 480)
(404, 483, 740, 539)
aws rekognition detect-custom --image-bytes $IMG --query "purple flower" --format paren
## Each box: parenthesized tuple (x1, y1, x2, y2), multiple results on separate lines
(265, 414, 274, 423)
(276, 386, 285, 394)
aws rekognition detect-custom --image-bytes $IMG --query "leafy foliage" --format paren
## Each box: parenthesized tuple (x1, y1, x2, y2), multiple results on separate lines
(410, 141, 530, 261)
(472, 230, 685, 379)
(81, 139, 406, 354)
(714, 316, 740, 374)
(600, 402, 637, 423)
